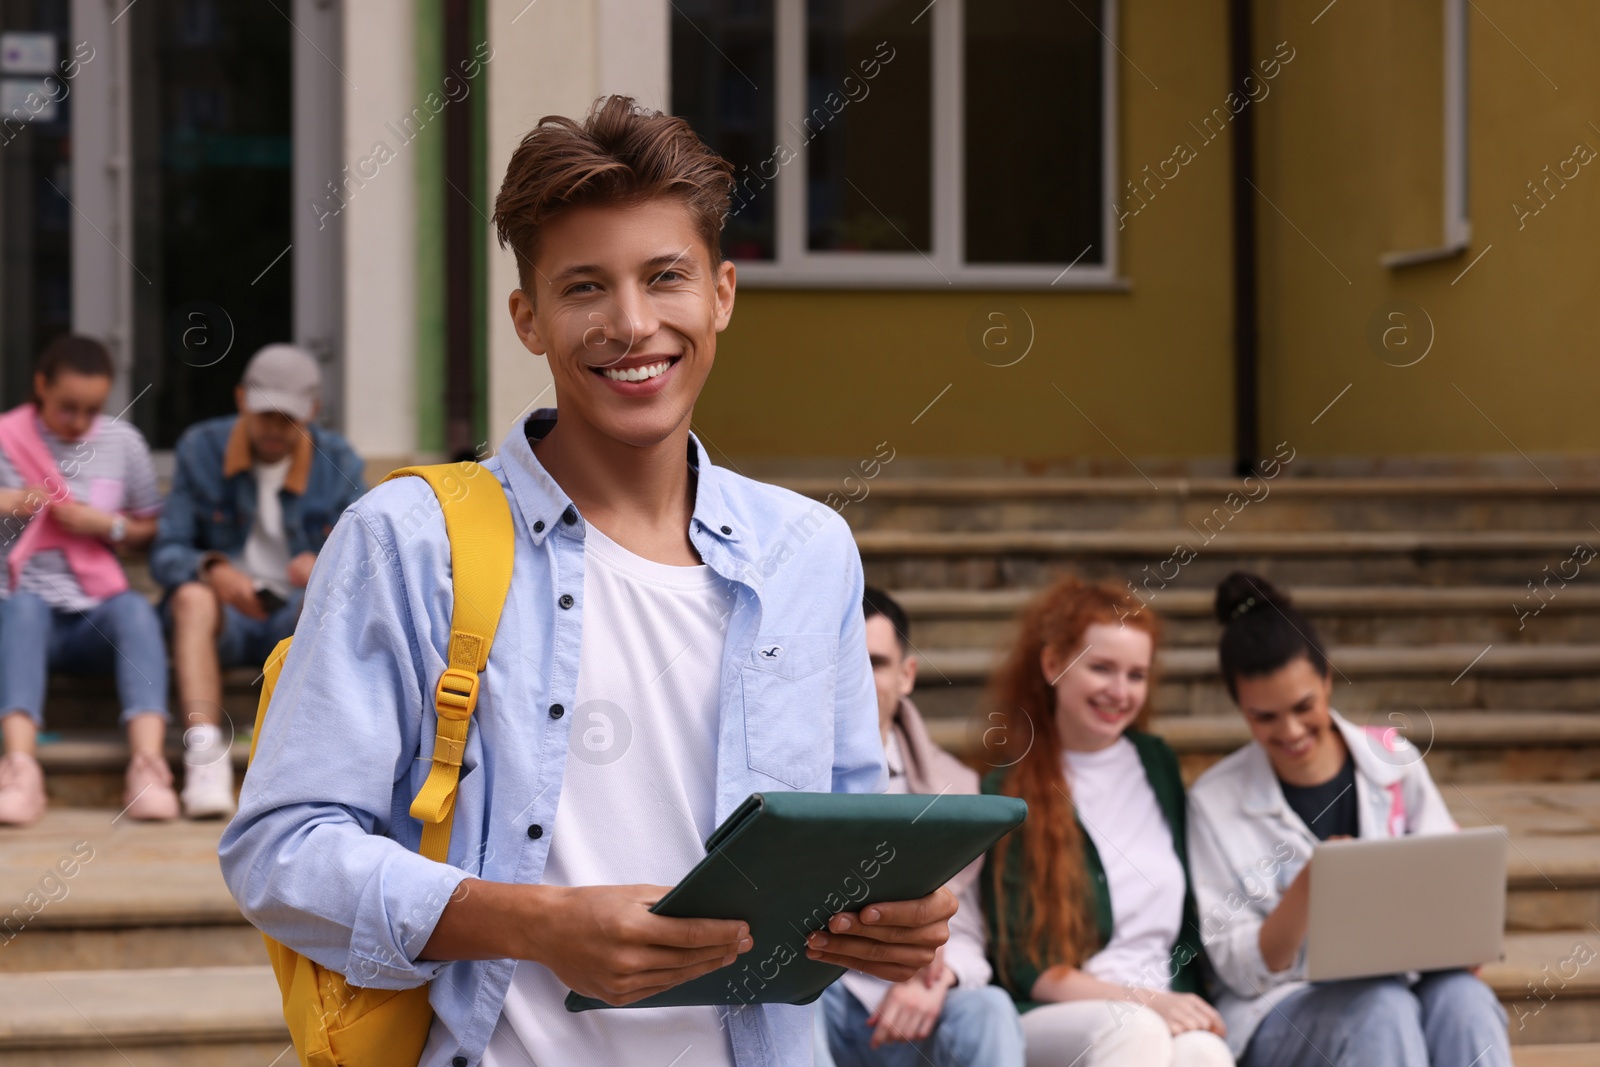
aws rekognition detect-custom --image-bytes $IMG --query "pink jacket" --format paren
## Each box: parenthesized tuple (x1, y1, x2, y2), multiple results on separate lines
(0, 404, 128, 600)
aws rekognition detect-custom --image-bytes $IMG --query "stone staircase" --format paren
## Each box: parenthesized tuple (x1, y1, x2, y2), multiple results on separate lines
(1, 475, 1596, 1062)
(801, 474, 1600, 1059)
(0, 810, 284, 1066)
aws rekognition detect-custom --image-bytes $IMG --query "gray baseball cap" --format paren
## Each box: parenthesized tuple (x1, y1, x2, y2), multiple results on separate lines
(241, 344, 321, 421)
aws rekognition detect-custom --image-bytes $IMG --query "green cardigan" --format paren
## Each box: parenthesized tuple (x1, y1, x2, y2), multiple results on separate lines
(980, 729, 1208, 1012)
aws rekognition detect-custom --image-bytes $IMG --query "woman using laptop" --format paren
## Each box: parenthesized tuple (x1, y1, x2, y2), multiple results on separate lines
(981, 576, 1232, 1066)
(1186, 571, 1512, 1067)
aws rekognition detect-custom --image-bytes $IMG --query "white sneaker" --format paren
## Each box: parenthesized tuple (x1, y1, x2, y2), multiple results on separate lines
(181, 747, 236, 819)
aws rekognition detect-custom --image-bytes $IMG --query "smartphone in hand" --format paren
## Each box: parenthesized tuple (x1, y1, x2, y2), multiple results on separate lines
(255, 585, 288, 614)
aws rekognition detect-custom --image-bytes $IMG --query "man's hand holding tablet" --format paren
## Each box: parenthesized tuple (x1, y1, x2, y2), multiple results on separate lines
(803, 888, 959, 983)
(423, 879, 958, 1008)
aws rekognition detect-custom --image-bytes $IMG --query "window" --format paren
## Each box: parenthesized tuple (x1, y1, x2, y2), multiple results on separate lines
(670, 0, 1118, 288)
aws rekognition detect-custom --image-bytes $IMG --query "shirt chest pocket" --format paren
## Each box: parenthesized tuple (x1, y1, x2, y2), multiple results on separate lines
(742, 633, 838, 789)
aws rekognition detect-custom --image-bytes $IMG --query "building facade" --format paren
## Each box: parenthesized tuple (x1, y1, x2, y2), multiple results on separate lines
(1, 0, 1593, 476)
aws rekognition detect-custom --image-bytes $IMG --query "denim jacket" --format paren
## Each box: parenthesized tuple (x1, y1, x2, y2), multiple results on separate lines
(149, 414, 366, 590)
(218, 411, 884, 1067)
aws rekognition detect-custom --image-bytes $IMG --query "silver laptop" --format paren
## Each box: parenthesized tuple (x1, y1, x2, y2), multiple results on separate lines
(1306, 827, 1507, 982)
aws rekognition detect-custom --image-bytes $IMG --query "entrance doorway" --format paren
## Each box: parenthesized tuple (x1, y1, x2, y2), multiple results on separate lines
(129, 0, 293, 448)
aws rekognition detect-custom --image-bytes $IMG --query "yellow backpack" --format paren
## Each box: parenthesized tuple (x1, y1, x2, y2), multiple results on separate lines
(245, 462, 515, 1067)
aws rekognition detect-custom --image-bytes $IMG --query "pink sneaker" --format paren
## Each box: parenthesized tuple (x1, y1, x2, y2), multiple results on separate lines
(122, 753, 180, 821)
(0, 751, 47, 826)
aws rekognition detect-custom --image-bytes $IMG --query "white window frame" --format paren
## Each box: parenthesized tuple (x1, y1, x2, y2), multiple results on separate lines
(663, 0, 1123, 290)
(1381, 0, 1470, 267)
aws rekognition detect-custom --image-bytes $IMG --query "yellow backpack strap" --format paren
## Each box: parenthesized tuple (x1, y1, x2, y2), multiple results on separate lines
(380, 462, 515, 863)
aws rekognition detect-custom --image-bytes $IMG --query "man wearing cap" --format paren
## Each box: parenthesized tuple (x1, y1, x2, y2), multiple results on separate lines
(151, 344, 365, 818)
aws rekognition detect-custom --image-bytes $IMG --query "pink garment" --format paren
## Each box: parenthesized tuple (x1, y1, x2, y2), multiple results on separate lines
(0, 404, 128, 600)
(1362, 725, 1411, 835)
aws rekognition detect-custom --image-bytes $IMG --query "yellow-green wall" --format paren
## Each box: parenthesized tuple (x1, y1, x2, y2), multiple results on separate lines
(694, 0, 1600, 464)
(1260, 0, 1599, 459)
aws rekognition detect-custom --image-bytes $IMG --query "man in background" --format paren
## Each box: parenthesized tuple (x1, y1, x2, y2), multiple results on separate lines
(816, 587, 1025, 1066)
(151, 344, 365, 818)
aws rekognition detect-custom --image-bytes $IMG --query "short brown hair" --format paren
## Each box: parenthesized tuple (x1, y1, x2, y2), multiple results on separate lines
(493, 95, 735, 292)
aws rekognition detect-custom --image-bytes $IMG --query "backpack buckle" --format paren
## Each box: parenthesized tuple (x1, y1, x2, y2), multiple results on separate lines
(434, 667, 480, 719)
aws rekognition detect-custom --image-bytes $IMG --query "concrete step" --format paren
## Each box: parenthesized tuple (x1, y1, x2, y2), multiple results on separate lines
(1514, 1046, 1600, 1066)
(32, 735, 250, 810)
(909, 643, 1600, 718)
(7, 956, 1582, 1062)
(0, 810, 255, 974)
(40, 669, 263, 734)
(783, 475, 1600, 533)
(0, 965, 287, 1066)
(857, 529, 1600, 589)
(894, 585, 1600, 649)
(1444, 782, 1600, 935)
(1488, 929, 1600, 1045)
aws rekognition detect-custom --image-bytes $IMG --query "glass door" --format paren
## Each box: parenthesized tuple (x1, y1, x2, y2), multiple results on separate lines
(0, 0, 73, 410)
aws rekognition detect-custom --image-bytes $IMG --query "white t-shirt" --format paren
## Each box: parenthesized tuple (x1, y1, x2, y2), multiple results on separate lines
(483, 523, 738, 1067)
(239, 456, 292, 597)
(1063, 737, 1185, 991)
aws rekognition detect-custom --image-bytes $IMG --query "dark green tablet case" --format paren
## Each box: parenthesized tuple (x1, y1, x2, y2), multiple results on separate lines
(564, 790, 1027, 1011)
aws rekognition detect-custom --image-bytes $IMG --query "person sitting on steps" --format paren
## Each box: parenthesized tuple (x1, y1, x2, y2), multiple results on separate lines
(982, 576, 1232, 1067)
(0, 335, 169, 825)
(1186, 570, 1512, 1067)
(815, 586, 1025, 1067)
(150, 343, 365, 819)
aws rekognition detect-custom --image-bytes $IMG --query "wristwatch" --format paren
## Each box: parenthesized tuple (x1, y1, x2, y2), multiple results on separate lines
(108, 515, 127, 544)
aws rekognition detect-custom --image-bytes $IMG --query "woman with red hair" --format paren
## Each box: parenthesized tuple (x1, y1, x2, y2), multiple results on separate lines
(981, 576, 1231, 1066)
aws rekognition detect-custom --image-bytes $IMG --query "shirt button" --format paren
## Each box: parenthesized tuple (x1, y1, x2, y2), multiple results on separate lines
(549, 703, 564, 719)
(720, 525, 732, 535)
(532, 520, 545, 533)
(527, 824, 543, 840)
(558, 593, 574, 609)
(453, 1058, 469, 1067)
(562, 505, 577, 525)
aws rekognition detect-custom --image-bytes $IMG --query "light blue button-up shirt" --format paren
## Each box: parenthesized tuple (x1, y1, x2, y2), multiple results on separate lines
(219, 411, 886, 1066)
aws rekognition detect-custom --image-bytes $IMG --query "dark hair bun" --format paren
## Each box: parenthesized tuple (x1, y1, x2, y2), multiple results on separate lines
(1214, 571, 1292, 625)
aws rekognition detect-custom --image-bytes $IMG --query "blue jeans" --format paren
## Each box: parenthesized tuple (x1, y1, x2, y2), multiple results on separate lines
(1241, 971, 1511, 1067)
(0, 591, 169, 727)
(815, 981, 1025, 1067)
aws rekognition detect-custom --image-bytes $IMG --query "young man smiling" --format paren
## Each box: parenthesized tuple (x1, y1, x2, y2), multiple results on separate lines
(220, 96, 954, 1066)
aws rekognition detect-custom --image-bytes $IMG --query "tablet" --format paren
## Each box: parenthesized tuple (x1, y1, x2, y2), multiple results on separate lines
(1306, 826, 1507, 982)
(564, 789, 1027, 1011)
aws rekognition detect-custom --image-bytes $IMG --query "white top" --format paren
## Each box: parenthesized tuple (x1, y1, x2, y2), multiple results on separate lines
(483, 523, 738, 1067)
(1064, 737, 1185, 991)
(239, 456, 292, 597)
(1186, 709, 1459, 1056)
